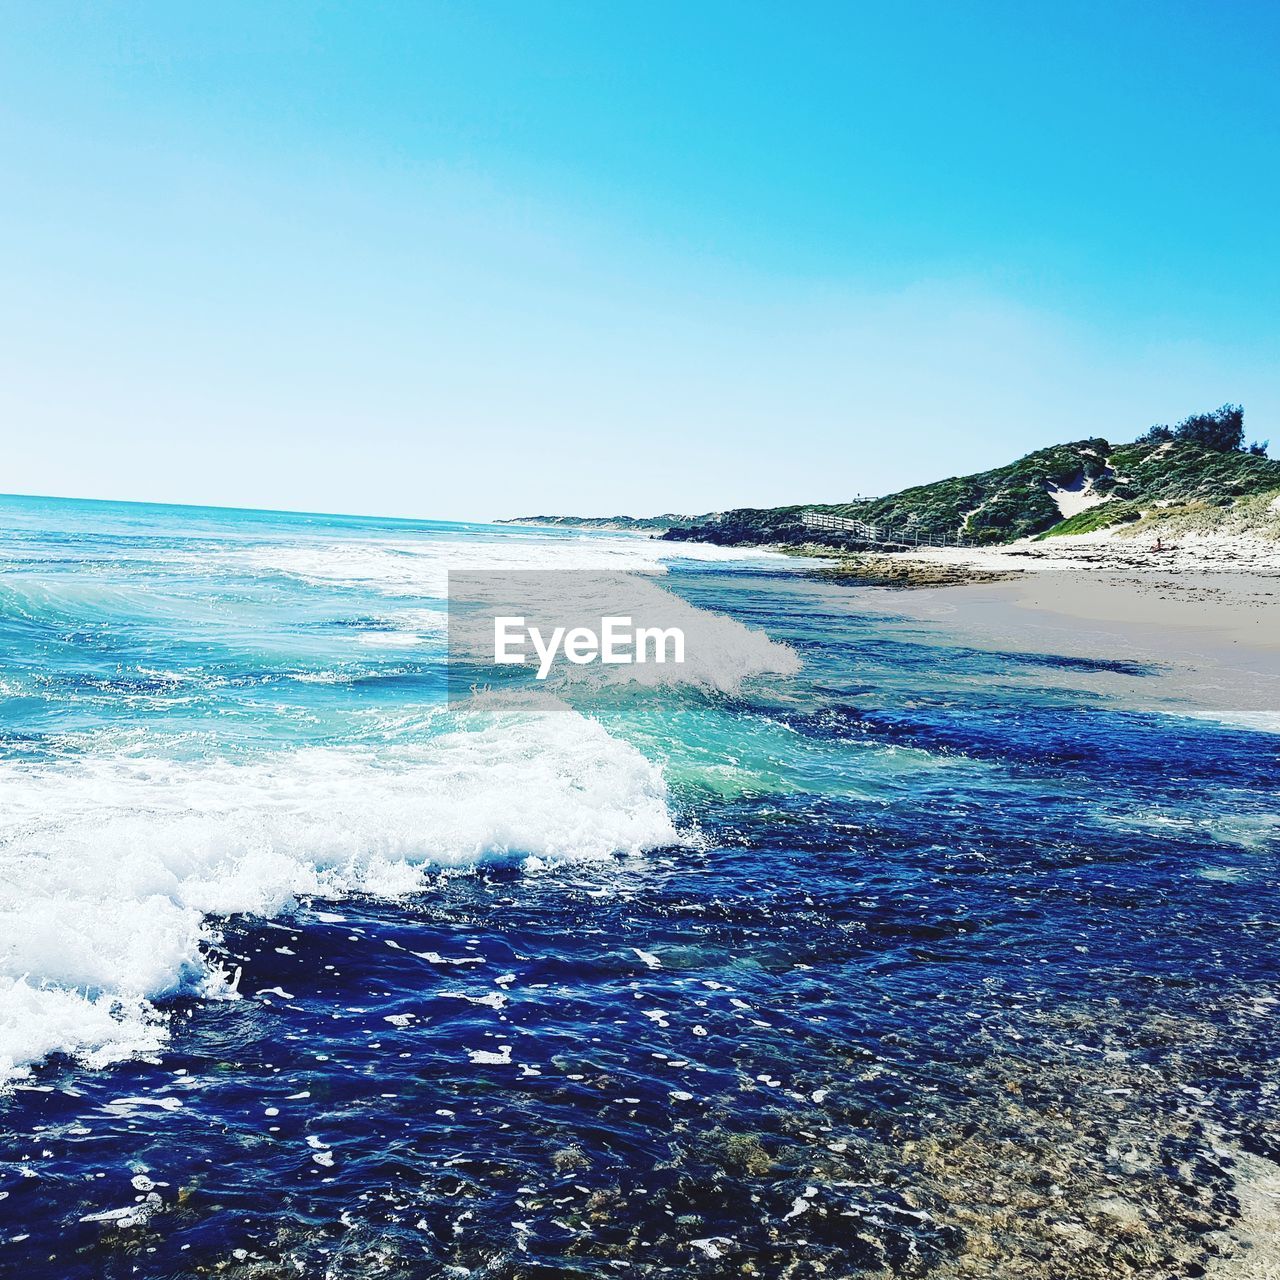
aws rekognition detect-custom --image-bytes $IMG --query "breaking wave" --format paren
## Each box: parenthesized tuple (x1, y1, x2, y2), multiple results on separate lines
(0, 697, 676, 1081)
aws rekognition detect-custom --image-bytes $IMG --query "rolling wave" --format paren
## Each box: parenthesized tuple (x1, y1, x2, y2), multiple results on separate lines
(0, 697, 676, 1080)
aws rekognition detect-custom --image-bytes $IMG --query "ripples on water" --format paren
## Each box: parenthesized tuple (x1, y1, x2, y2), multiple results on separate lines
(1, 495, 1278, 1279)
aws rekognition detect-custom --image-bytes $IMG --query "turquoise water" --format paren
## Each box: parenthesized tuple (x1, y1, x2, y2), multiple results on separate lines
(1, 493, 1279, 1277)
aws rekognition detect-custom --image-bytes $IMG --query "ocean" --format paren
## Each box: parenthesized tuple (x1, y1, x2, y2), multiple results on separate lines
(1, 492, 1278, 1278)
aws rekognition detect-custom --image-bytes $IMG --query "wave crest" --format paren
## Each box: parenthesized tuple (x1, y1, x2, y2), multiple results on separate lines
(0, 697, 675, 1082)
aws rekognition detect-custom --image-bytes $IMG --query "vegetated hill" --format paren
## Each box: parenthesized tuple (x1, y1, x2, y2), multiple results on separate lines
(661, 406, 1280, 550)
(495, 513, 714, 532)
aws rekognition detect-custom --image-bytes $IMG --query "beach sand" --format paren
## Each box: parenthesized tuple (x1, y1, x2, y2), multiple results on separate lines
(810, 530, 1280, 724)
(852, 570, 1280, 720)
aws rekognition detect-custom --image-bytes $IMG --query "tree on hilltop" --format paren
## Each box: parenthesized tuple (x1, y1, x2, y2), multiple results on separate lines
(1173, 404, 1244, 452)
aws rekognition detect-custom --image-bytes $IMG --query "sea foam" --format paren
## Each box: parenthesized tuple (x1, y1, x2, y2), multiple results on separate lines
(230, 530, 779, 597)
(0, 696, 675, 1082)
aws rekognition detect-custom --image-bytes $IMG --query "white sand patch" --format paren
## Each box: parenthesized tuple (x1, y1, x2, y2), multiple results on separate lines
(1047, 473, 1106, 519)
(882, 526, 1280, 576)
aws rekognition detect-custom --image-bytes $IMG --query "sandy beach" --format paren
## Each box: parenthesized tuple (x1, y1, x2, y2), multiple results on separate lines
(812, 529, 1280, 726)
(903, 523, 1280, 580)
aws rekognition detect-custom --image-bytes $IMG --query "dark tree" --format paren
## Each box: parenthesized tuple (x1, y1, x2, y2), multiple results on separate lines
(1174, 404, 1245, 452)
(1248, 439, 1270, 457)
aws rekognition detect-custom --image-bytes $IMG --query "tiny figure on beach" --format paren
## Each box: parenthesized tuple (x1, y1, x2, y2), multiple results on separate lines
(1153, 537, 1163, 552)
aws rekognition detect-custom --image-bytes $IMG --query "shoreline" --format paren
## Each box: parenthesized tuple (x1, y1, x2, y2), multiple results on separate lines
(773, 522, 1280, 583)
(814, 569, 1280, 725)
(766, 536, 1280, 727)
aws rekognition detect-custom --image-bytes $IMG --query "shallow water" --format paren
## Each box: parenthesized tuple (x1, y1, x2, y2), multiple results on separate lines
(2, 494, 1278, 1278)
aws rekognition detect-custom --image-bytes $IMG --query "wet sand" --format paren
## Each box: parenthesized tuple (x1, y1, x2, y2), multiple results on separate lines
(831, 569, 1280, 725)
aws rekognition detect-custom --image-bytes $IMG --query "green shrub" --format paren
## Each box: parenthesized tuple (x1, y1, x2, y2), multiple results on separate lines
(1036, 503, 1142, 538)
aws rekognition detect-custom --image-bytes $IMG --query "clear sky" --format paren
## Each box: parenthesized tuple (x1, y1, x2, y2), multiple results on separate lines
(2, 2, 1277, 520)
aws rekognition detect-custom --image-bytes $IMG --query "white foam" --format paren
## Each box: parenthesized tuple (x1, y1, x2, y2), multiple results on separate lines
(0, 981, 166, 1082)
(0, 697, 676, 1083)
(230, 530, 781, 597)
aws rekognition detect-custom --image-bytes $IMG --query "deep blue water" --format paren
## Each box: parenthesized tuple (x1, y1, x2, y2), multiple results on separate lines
(1, 494, 1278, 1278)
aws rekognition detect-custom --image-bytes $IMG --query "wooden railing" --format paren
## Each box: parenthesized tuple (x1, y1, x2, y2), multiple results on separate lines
(799, 510, 968, 548)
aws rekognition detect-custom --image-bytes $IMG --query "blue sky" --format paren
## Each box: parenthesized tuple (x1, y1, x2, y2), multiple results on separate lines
(2, 2, 1277, 519)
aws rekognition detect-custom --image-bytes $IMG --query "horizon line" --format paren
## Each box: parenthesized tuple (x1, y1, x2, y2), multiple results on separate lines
(0, 488, 519, 529)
